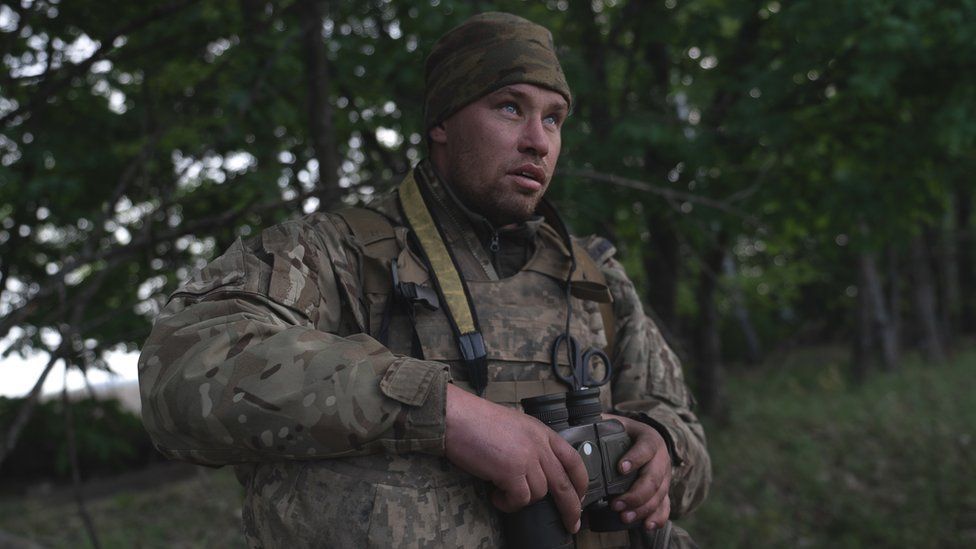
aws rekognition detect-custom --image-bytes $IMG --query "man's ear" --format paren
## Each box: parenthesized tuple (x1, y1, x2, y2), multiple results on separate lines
(429, 123, 448, 145)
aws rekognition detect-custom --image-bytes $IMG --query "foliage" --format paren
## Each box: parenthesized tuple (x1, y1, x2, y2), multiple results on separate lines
(682, 347, 976, 547)
(0, 396, 157, 481)
(1, 0, 974, 424)
(2, 3, 975, 546)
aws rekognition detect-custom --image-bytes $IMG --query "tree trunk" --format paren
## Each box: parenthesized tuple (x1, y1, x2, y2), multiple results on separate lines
(909, 235, 946, 363)
(885, 245, 902, 362)
(955, 183, 974, 333)
(301, 0, 340, 208)
(852, 255, 874, 382)
(858, 249, 898, 371)
(642, 213, 681, 335)
(694, 240, 727, 416)
(721, 253, 762, 364)
(938, 203, 960, 347)
(63, 382, 101, 549)
(569, 1, 611, 140)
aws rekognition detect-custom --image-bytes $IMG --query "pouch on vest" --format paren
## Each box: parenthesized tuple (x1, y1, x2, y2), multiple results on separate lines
(332, 208, 437, 353)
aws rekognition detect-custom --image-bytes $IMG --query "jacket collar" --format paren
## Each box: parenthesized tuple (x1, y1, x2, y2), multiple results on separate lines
(415, 159, 545, 253)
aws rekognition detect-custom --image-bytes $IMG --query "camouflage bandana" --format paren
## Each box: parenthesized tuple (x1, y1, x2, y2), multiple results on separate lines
(424, 12, 572, 130)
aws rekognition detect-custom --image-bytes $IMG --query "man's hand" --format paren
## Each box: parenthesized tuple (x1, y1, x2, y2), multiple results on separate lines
(605, 413, 672, 531)
(444, 384, 588, 533)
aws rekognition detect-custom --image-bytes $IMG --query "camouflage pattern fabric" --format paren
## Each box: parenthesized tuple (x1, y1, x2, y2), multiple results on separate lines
(238, 454, 502, 548)
(138, 216, 451, 466)
(577, 235, 712, 518)
(424, 11, 572, 129)
(138, 159, 710, 547)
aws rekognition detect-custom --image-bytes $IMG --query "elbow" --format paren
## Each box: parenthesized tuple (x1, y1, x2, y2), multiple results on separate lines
(669, 442, 712, 518)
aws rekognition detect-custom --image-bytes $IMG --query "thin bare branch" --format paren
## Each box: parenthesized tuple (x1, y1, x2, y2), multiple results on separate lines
(0, 348, 63, 467)
(0, 247, 114, 466)
(562, 168, 763, 227)
(62, 376, 102, 548)
(0, 186, 314, 341)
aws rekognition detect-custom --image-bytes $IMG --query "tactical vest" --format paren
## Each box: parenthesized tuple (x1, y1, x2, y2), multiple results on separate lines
(276, 176, 634, 548)
(332, 176, 615, 411)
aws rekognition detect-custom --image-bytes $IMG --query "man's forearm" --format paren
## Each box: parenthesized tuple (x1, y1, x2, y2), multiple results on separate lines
(139, 294, 450, 465)
(598, 248, 712, 517)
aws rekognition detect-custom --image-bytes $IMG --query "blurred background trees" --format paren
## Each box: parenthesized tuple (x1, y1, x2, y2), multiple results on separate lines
(1, 0, 975, 544)
(5, 0, 973, 415)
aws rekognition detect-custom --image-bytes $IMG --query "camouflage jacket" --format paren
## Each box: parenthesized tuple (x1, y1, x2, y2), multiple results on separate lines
(139, 160, 710, 547)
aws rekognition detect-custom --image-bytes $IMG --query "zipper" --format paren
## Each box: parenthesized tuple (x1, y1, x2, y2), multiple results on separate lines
(418, 162, 500, 279)
(427, 173, 495, 279)
(487, 228, 501, 274)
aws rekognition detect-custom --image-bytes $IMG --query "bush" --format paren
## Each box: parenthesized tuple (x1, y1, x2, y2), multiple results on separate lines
(681, 347, 976, 548)
(0, 396, 160, 483)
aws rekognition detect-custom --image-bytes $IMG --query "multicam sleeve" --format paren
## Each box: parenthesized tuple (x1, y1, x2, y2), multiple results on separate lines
(138, 215, 450, 467)
(582, 236, 712, 518)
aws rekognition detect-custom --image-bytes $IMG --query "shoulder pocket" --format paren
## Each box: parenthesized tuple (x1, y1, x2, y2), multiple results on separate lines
(259, 222, 328, 321)
(169, 238, 247, 301)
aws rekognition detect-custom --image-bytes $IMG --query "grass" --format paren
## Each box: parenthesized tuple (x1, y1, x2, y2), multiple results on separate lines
(0, 464, 243, 548)
(1, 346, 974, 548)
(681, 346, 976, 548)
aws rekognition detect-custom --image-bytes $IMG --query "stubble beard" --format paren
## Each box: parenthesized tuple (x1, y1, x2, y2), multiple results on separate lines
(445, 147, 547, 226)
(449, 169, 543, 227)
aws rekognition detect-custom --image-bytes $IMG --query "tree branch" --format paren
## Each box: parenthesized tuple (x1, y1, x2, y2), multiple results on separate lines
(301, 0, 341, 209)
(0, 246, 114, 467)
(0, 186, 314, 342)
(0, 347, 63, 467)
(62, 372, 102, 549)
(1, 0, 202, 128)
(562, 168, 763, 227)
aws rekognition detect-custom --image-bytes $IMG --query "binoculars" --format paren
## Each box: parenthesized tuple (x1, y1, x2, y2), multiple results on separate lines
(502, 387, 638, 549)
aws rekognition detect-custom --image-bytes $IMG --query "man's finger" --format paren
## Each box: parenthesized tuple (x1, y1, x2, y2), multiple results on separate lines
(545, 475, 582, 534)
(543, 437, 586, 532)
(614, 467, 660, 510)
(625, 473, 670, 523)
(643, 491, 671, 531)
(549, 433, 589, 498)
(617, 435, 658, 474)
(526, 461, 548, 502)
(491, 475, 533, 513)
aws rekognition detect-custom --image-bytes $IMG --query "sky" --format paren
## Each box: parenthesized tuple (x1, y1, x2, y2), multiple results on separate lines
(0, 328, 140, 399)
(0, 23, 140, 403)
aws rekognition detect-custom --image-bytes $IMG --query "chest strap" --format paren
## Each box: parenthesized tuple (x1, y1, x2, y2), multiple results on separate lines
(399, 171, 490, 395)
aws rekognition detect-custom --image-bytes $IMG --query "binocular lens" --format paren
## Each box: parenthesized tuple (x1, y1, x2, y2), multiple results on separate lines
(521, 393, 569, 429)
(566, 387, 602, 425)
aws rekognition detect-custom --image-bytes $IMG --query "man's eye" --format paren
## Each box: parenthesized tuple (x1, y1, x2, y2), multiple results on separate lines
(543, 114, 560, 126)
(501, 103, 519, 115)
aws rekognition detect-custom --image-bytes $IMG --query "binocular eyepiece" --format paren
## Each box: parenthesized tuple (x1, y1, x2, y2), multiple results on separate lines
(502, 388, 638, 549)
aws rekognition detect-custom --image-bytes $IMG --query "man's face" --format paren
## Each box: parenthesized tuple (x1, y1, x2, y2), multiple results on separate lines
(429, 83, 568, 226)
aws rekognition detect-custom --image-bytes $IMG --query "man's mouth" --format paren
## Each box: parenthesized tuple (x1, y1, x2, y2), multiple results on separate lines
(509, 164, 546, 191)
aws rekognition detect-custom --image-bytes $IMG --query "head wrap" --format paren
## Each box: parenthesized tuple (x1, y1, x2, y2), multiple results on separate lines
(424, 12, 572, 130)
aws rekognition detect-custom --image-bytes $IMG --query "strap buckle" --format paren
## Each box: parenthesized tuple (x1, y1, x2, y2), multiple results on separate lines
(458, 331, 488, 396)
(392, 261, 439, 311)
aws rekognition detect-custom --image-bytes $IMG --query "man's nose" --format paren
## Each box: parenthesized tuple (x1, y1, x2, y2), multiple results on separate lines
(517, 116, 550, 158)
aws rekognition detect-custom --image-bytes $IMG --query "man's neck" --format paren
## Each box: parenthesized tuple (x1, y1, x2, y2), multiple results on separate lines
(416, 159, 543, 278)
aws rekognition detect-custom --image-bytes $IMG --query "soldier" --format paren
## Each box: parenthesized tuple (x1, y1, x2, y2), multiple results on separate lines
(139, 11, 710, 549)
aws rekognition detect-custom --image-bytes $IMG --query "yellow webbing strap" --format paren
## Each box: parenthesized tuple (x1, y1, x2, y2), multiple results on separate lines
(399, 171, 477, 334)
